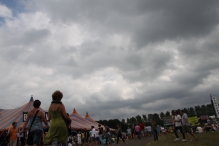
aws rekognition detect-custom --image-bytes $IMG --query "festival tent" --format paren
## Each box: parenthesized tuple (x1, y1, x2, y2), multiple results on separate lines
(84, 112, 116, 131)
(69, 109, 98, 130)
(0, 96, 46, 130)
(84, 112, 100, 128)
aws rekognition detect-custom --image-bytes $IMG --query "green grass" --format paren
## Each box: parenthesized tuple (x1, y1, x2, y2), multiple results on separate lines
(144, 131, 219, 146)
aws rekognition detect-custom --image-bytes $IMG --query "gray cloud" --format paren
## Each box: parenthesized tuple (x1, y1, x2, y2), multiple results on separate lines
(0, 0, 219, 121)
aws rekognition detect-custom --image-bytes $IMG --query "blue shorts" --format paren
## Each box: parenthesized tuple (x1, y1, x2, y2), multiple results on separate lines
(30, 130, 42, 145)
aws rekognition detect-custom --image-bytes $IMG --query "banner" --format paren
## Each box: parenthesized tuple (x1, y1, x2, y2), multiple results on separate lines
(211, 95, 219, 118)
(23, 112, 28, 122)
(23, 112, 49, 122)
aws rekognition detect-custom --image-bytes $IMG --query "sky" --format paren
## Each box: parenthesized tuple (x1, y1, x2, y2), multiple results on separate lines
(0, 0, 219, 121)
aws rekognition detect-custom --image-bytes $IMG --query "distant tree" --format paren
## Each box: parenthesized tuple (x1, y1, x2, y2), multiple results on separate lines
(182, 108, 189, 115)
(165, 111, 170, 117)
(195, 106, 201, 117)
(142, 114, 148, 122)
(188, 107, 196, 117)
(148, 114, 153, 120)
(136, 115, 142, 123)
(121, 119, 125, 123)
(206, 104, 215, 116)
(127, 118, 130, 124)
(153, 113, 160, 121)
(201, 105, 207, 115)
(160, 112, 165, 120)
(130, 117, 137, 124)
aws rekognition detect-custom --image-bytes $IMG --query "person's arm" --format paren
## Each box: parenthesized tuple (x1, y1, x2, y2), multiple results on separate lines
(6, 129, 10, 137)
(40, 111, 49, 128)
(184, 116, 188, 125)
(48, 106, 51, 120)
(60, 104, 71, 121)
(116, 126, 120, 133)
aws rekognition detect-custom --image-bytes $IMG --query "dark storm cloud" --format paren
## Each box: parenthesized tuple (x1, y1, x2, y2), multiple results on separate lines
(1, 0, 219, 120)
(27, 0, 219, 47)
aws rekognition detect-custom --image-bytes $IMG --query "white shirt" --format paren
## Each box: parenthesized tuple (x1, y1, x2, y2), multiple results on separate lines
(196, 127, 203, 133)
(175, 114, 182, 127)
(77, 134, 81, 140)
(182, 113, 190, 126)
(95, 131, 99, 137)
(92, 128, 96, 137)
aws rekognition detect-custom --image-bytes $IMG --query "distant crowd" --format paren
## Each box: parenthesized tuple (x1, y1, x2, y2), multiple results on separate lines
(0, 90, 219, 146)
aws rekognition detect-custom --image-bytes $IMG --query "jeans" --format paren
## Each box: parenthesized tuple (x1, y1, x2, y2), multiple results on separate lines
(136, 131, 141, 140)
(153, 129, 158, 141)
(99, 134, 106, 146)
(105, 134, 114, 145)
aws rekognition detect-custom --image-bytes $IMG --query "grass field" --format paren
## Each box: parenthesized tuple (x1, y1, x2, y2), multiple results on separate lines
(144, 131, 219, 146)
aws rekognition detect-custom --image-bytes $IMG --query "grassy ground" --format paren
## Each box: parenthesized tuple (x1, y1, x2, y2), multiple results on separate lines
(144, 131, 219, 146)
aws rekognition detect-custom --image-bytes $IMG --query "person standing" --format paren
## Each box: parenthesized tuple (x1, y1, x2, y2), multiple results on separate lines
(173, 110, 186, 142)
(77, 131, 82, 145)
(180, 110, 197, 141)
(140, 122, 145, 138)
(131, 124, 135, 139)
(98, 124, 105, 146)
(104, 125, 114, 145)
(157, 125, 161, 136)
(134, 124, 141, 140)
(151, 119, 158, 141)
(44, 90, 72, 146)
(21, 100, 49, 146)
(116, 124, 125, 144)
(8, 122, 18, 146)
(91, 126, 96, 145)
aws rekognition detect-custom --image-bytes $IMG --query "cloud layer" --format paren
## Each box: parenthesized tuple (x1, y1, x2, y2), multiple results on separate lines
(1, 1, 219, 120)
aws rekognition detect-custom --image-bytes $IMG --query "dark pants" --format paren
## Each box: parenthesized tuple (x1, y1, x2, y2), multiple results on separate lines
(153, 129, 158, 141)
(136, 131, 141, 140)
(117, 133, 125, 144)
(174, 126, 185, 139)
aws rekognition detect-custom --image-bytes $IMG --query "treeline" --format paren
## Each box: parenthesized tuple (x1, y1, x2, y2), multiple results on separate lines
(97, 103, 216, 132)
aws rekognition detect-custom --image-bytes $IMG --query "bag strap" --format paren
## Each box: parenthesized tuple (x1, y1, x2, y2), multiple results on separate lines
(29, 110, 39, 132)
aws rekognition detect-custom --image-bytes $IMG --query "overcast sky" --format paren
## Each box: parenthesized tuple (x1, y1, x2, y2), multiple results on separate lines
(1, 0, 219, 120)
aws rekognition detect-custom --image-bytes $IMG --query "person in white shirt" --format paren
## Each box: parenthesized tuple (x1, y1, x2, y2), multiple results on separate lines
(196, 126, 203, 133)
(95, 130, 100, 145)
(77, 131, 82, 145)
(173, 110, 186, 142)
(90, 126, 96, 145)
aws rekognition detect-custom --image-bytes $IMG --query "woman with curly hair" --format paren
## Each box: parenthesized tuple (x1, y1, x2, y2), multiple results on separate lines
(44, 90, 71, 146)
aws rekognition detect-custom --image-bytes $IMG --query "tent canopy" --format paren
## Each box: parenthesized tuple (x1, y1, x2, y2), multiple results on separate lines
(0, 97, 46, 130)
(0, 97, 106, 131)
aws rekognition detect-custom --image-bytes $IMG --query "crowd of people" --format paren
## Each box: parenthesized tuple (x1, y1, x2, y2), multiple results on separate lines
(0, 91, 127, 146)
(1, 90, 219, 146)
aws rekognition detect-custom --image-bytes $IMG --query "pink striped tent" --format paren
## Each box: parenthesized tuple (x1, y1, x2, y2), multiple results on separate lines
(0, 96, 46, 130)
(84, 112, 100, 128)
(0, 97, 110, 131)
(69, 109, 98, 130)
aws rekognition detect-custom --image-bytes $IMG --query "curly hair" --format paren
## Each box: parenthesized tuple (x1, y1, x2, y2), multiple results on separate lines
(52, 90, 63, 100)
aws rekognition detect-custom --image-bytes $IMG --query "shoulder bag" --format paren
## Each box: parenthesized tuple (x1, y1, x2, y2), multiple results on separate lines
(27, 110, 39, 145)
